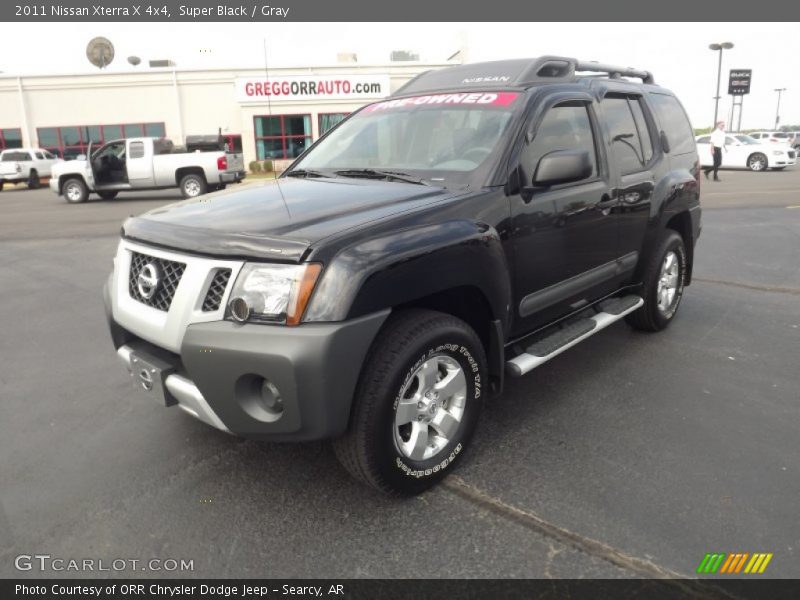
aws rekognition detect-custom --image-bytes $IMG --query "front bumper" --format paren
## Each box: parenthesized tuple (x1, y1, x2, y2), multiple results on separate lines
(49, 178, 59, 193)
(105, 281, 389, 441)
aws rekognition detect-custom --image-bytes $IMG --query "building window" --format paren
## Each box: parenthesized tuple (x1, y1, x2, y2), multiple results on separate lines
(35, 122, 165, 159)
(254, 115, 312, 160)
(145, 123, 166, 137)
(0, 128, 23, 150)
(319, 113, 349, 136)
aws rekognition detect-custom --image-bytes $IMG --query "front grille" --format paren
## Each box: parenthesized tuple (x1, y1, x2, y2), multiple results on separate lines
(202, 268, 231, 312)
(128, 252, 186, 311)
(789, 151, 796, 159)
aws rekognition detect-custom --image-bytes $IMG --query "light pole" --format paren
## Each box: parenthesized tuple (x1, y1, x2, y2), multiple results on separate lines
(774, 88, 787, 130)
(709, 42, 734, 126)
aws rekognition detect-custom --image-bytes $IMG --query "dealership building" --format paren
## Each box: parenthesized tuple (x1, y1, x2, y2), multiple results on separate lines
(0, 59, 455, 167)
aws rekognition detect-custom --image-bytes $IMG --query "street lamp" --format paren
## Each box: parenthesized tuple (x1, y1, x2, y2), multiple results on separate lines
(709, 42, 734, 126)
(774, 88, 787, 130)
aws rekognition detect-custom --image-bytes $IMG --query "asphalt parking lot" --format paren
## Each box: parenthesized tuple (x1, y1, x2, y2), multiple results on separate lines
(1, 168, 799, 580)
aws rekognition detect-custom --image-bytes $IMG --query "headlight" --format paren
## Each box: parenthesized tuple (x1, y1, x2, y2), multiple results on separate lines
(227, 263, 322, 325)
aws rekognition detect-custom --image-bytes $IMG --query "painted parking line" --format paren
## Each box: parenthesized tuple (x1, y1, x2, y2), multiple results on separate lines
(701, 190, 798, 196)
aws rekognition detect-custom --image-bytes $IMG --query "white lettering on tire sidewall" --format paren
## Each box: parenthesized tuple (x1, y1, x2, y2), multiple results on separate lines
(393, 343, 481, 478)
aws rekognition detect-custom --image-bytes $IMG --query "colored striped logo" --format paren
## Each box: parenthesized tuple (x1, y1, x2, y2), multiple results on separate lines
(696, 553, 773, 574)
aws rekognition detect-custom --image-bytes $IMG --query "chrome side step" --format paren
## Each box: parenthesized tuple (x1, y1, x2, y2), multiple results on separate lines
(505, 295, 643, 377)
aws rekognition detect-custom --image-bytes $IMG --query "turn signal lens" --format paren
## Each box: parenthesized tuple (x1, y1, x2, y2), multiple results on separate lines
(286, 263, 322, 326)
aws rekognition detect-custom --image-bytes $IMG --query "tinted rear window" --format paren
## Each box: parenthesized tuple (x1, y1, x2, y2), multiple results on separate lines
(2, 151, 31, 161)
(603, 97, 649, 175)
(649, 93, 695, 155)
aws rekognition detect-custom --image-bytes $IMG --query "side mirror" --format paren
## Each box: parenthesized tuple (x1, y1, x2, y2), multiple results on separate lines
(532, 150, 592, 187)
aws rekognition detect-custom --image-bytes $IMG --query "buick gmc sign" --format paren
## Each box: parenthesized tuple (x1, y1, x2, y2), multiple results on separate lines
(236, 74, 391, 103)
(728, 69, 752, 95)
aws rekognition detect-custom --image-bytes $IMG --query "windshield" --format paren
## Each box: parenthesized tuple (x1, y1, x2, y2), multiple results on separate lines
(735, 135, 759, 144)
(292, 92, 521, 185)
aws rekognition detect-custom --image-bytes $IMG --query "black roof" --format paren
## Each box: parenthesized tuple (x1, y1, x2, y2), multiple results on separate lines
(393, 56, 655, 97)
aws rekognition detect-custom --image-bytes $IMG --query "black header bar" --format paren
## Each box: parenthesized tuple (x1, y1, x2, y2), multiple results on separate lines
(2, 0, 800, 21)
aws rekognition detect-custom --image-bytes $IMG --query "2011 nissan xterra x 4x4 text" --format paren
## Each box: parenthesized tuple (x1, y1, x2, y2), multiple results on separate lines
(104, 57, 701, 495)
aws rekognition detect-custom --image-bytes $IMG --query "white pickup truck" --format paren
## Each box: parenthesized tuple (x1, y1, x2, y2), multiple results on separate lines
(50, 137, 245, 203)
(0, 148, 61, 191)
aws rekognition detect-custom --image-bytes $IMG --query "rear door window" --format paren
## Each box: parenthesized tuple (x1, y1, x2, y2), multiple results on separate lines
(603, 96, 651, 175)
(129, 141, 145, 159)
(649, 93, 696, 155)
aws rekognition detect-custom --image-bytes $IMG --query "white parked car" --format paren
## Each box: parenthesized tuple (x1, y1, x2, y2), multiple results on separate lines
(0, 147, 61, 191)
(748, 131, 796, 150)
(695, 134, 796, 171)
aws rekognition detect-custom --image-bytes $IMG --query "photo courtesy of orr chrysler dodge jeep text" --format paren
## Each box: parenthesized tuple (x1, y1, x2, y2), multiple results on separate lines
(104, 57, 701, 495)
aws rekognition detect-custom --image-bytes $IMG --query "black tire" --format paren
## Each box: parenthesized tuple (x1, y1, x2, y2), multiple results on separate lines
(333, 309, 487, 496)
(747, 153, 768, 172)
(98, 191, 118, 200)
(0, 180, 4, 192)
(626, 230, 687, 332)
(179, 173, 207, 198)
(63, 178, 89, 204)
(27, 170, 40, 189)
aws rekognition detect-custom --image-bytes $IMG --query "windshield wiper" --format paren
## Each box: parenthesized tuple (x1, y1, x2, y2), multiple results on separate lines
(334, 168, 430, 186)
(285, 169, 332, 178)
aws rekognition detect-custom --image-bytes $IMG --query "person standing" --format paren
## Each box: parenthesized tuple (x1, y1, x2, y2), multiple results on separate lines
(704, 121, 726, 181)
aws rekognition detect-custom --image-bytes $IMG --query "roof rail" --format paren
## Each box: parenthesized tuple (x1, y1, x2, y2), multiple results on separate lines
(517, 56, 655, 85)
(575, 60, 655, 85)
(391, 56, 655, 97)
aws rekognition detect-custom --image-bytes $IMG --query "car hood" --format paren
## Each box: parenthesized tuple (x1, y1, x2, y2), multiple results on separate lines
(123, 177, 465, 261)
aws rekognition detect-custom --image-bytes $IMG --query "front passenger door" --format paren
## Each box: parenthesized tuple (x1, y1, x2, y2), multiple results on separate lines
(510, 100, 620, 335)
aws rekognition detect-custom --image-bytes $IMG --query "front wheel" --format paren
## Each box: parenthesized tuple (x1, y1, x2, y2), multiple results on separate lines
(179, 173, 207, 198)
(98, 191, 118, 200)
(63, 178, 89, 204)
(333, 309, 487, 495)
(747, 153, 768, 171)
(0, 180, 4, 192)
(27, 170, 40, 189)
(626, 230, 687, 332)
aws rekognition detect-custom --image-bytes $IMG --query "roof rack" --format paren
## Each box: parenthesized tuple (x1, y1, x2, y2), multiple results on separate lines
(517, 56, 655, 85)
(392, 56, 655, 97)
(575, 60, 654, 84)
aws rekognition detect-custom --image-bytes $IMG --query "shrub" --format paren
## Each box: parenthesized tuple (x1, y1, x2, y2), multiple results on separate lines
(262, 160, 274, 173)
(249, 160, 262, 173)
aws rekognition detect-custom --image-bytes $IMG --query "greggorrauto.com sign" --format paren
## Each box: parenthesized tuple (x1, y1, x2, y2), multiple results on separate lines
(235, 74, 391, 103)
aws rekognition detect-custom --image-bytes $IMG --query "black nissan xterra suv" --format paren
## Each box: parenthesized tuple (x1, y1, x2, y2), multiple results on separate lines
(105, 57, 701, 495)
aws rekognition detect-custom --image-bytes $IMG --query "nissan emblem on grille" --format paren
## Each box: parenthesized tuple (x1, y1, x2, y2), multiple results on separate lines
(137, 263, 160, 300)
(128, 252, 186, 311)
